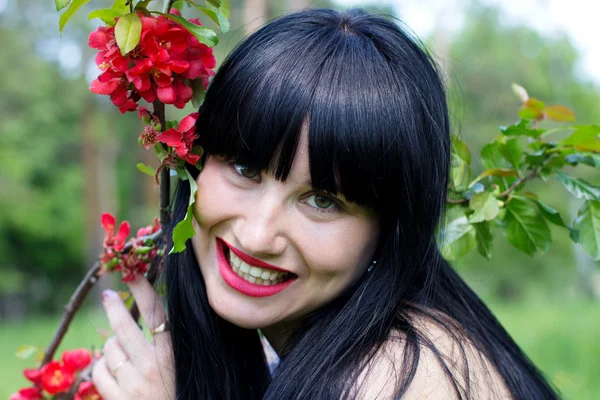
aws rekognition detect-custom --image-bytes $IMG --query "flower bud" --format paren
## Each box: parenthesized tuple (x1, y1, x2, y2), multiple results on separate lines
(138, 107, 151, 124)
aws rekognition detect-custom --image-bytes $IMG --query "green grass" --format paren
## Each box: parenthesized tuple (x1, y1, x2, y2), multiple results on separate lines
(1, 308, 108, 398)
(2, 302, 598, 399)
(489, 300, 600, 400)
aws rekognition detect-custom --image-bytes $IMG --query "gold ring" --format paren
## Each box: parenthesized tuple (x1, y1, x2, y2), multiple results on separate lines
(150, 321, 169, 336)
(110, 359, 127, 377)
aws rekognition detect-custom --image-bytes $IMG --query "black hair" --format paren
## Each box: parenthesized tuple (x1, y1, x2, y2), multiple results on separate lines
(160, 8, 559, 399)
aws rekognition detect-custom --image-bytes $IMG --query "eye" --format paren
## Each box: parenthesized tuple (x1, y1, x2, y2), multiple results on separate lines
(303, 193, 340, 213)
(232, 163, 261, 181)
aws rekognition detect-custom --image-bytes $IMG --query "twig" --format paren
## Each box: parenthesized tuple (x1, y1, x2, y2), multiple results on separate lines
(446, 169, 538, 205)
(164, 0, 177, 13)
(40, 230, 164, 367)
(152, 100, 171, 233)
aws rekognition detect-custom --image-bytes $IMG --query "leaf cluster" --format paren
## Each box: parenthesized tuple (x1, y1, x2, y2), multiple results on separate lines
(441, 84, 600, 262)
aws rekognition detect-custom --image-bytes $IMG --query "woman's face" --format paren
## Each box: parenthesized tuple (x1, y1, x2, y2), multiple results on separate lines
(190, 131, 380, 333)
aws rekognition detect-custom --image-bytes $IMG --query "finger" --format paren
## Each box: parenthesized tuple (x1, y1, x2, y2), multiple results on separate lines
(92, 357, 125, 399)
(102, 289, 148, 359)
(126, 273, 168, 341)
(103, 336, 136, 384)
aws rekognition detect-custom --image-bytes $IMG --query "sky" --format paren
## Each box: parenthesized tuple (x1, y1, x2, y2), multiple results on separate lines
(334, 0, 600, 85)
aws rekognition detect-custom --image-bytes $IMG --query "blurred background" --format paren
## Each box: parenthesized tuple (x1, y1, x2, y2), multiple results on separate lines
(1, 0, 598, 397)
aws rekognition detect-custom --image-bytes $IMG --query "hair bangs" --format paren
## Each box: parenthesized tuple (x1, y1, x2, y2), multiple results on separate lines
(194, 10, 435, 213)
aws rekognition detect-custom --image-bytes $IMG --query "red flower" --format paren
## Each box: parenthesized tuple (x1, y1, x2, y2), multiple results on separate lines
(75, 381, 103, 400)
(101, 213, 131, 252)
(23, 368, 42, 385)
(139, 126, 160, 149)
(9, 387, 43, 400)
(136, 217, 161, 238)
(40, 360, 75, 394)
(158, 112, 200, 164)
(156, 78, 193, 108)
(63, 348, 93, 372)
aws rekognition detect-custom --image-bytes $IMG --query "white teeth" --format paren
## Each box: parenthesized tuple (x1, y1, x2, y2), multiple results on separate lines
(228, 249, 291, 286)
(239, 262, 250, 273)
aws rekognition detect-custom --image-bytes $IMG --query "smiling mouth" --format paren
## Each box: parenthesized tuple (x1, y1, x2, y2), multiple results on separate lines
(224, 247, 294, 286)
(216, 238, 297, 297)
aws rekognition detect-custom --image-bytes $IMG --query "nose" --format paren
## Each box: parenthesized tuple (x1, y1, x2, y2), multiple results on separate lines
(233, 194, 287, 258)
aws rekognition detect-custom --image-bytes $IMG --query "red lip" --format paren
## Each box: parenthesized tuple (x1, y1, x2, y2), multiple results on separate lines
(219, 238, 293, 274)
(216, 238, 296, 298)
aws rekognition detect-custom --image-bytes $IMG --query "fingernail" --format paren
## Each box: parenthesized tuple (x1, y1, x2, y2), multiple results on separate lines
(102, 289, 116, 302)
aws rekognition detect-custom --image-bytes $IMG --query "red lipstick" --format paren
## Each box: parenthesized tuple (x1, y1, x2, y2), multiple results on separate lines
(220, 238, 293, 273)
(216, 238, 296, 297)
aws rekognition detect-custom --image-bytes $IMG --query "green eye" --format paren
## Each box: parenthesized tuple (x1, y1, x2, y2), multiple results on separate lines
(233, 163, 261, 180)
(305, 194, 337, 210)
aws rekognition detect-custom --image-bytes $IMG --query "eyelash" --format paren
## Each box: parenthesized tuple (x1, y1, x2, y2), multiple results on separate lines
(228, 161, 342, 214)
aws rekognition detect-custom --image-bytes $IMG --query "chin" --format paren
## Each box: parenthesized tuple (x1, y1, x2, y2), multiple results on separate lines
(206, 292, 278, 329)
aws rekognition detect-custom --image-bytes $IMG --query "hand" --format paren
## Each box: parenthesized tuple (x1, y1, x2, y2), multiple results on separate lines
(92, 273, 175, 399)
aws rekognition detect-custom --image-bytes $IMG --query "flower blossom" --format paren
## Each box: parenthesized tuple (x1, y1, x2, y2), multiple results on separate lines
(40, 360, 75, 394)
(158, 112, 201, 164)
(75, 381, 103, 400)
(63, 348, 93, 372)
(88, 11, 216, 113)
(9, 387, 43, 400)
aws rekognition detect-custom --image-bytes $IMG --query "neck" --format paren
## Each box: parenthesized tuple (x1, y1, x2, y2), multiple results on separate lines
(260, 320, 299, 355)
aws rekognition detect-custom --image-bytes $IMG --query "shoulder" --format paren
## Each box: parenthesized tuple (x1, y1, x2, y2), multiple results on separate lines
(353, 314, 511, 400)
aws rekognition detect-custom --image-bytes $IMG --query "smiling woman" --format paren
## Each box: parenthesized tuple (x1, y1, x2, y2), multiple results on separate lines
(153, 8, 559, 400)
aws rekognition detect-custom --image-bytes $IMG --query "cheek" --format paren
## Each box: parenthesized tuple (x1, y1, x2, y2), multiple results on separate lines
(300, 222, 378, 280)
(193, 164, 236, 227)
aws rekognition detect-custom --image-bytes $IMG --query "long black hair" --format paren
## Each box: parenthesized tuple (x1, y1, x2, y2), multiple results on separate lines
(159, 8, 559, 399)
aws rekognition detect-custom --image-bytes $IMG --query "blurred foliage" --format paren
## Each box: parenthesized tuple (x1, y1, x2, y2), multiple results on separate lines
(441, 4, 600, 300)
(0, 1, 598, 308)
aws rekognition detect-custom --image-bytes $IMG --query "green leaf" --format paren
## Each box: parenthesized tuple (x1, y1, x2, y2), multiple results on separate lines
(170, 169, 198, 253)
(136, 0, 151, 8)
(450, 153, 470, 191)
(59, 0, 92, 33)
(556, 172, 600, 201)
(16, 344, 39, 360)
(207, 0, 231, 18)
(137, 163, 156, 177)
(533, 198, 579, 240)
(560, 125, 600, 152)
(450, 135, 471, 191)
(518, 97, 545, 120)
(152, 12, 218, 47)
(544, 105, 575, 122)
(115, 12, 142, 55)
(440, 207, 477, 261)
(191, 78, 206, 108)
(500, 120, 543, 138)
(502, 196, 551, 255)
(451, 134, 471, 165)
(468, 191, 500, 223)
(499, 138, 523, 168)
(88, 9, 123, 25)
(534, 199, 566, 228)
(565, 152, 600, 169)
(185, 0, 230, 33)
(480, 142, 508, 170)
(474, 221, 493, 259)
(574, 200, 600, 260)
(55, 0, 71, 11)
(171, 0, 185, 11)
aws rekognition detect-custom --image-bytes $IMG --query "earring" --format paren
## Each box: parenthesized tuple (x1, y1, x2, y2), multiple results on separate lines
(367, 260, 376, 273)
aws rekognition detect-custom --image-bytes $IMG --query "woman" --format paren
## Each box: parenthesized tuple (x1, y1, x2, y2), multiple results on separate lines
(92, 8, 559, 399)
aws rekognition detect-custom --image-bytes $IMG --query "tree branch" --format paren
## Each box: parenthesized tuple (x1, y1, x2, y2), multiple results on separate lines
(41, 230, 164, 367)
(446, 169, 538, 205)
